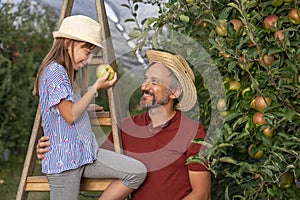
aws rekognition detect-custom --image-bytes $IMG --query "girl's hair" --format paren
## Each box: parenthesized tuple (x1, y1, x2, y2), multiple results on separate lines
(32, 38, 95, 96)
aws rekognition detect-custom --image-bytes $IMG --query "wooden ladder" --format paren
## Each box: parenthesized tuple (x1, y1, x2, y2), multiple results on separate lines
(16, 0, 125, 199)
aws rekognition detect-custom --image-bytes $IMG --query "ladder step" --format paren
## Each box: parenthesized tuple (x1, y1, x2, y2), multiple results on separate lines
(25, 176, 113, 192)
(89, 111, 112, 126)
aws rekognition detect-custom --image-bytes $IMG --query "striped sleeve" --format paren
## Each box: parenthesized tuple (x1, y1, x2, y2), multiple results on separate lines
(46, 64, 74, 109)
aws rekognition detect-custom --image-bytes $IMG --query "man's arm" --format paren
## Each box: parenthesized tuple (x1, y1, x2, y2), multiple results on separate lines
(182, 171, 211, 200)
(36, 135, 50, 159)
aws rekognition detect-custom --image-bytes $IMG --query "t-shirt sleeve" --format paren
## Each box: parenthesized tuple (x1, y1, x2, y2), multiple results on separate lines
(186, 124, 209, 171)
(45, 65, 74, 109)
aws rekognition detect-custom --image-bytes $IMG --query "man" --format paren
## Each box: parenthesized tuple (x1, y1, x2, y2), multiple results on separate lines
(37, 50, 211, 199)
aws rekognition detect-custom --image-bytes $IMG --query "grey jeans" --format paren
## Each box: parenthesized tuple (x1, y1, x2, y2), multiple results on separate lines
(46, 148, 147, 200)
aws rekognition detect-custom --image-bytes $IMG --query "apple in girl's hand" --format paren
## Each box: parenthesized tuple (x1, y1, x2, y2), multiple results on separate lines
(96, 64, 115, 80)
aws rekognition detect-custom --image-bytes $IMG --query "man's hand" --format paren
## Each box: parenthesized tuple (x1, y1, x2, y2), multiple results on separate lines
(36, 136, 51, 159)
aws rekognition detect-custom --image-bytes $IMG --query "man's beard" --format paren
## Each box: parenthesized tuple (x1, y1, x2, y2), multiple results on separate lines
(140, 92, 170, 109)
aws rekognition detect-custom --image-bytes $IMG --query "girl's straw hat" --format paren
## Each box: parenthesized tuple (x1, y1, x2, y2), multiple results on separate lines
(146, 50, 197, 112)
(53, 15, 103, 48)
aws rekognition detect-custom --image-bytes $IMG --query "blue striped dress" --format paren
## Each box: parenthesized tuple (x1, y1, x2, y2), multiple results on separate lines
(39, 62, 98, 174)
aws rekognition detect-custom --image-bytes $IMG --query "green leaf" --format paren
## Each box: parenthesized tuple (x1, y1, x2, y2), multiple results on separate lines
(144, 17, 157, 28)
(125, 18, 135, 23)
(219, 157, 238, 165)
(225, 112, 241, 122)
(128, 30, 141, 38)
(285, 109, 296, 122)
(217, 143, 234, 148)
(121, 4, 130, 9)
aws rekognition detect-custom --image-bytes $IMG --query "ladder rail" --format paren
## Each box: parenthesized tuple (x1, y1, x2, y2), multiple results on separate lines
(16, 0, 125, 199)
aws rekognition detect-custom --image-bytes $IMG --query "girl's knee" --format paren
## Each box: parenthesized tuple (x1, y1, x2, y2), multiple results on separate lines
(124, 162, 147, 189)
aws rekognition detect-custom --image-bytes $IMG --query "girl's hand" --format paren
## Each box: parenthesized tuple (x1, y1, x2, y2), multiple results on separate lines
(94, 71, 117, 90)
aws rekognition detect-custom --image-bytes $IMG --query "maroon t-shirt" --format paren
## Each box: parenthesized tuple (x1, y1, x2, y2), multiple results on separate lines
(102, 111, 208, 200)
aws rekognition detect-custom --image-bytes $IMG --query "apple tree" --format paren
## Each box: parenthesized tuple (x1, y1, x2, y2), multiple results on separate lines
(0, 0, 56, 161)
(125, 0, 300, 199)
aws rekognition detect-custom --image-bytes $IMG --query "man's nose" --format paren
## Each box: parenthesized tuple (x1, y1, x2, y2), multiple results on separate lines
(141, 80, 151, 90)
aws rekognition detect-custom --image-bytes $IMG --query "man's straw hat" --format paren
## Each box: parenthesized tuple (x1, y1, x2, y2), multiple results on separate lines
(146, 50, 197, 112)
(53, 15, 103, 48)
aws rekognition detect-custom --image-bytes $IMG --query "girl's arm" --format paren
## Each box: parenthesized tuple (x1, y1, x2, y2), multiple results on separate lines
(57, 71, 117, 124)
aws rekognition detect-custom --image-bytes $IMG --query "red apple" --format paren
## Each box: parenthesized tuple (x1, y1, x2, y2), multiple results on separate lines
(263, 127, 274, 137)
(258, 54, 275, 67)
(255, 96, 272, 112)
(263, 15, 279, 32)
(274, 30, 284, 42)
(194, 17, 203, 26)
(230, 19, 243, 36)
(96, 64, 115, 80)
(288, 8, 300, 25)
(14, 52, 20, 57)
(230, 19, 242, 31)
(253, 112, 266, 126)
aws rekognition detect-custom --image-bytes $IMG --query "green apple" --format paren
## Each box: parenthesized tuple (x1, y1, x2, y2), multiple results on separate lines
(96, 64, 115, 80)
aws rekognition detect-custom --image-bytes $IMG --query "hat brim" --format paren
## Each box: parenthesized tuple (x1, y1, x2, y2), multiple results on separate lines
(146, 50, 197, 112)
(53, 31, 103, 48)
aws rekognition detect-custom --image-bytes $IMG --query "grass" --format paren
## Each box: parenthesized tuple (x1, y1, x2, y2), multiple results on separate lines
(0, 125, 111, 200)
(0, 155, 106, 200)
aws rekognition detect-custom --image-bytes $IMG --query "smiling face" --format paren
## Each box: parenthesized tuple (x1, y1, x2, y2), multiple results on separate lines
(66, 41, 97, 71)
(140, 63, 178, 109)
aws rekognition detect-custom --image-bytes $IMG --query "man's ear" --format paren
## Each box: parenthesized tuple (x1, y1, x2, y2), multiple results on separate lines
(170, 88, 182, 100)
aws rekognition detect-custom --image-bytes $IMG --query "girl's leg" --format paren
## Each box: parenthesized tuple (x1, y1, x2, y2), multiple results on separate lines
(46, 167, 83, 200)
(83, 148, 147, 200)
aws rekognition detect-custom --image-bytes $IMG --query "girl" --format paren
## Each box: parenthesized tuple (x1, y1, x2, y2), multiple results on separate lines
(32, 15, 146, 200)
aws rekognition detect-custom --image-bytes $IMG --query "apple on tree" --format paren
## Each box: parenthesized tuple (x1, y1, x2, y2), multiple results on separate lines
(228, 80, 241, 91)
(263, 15, 279, 32)
(263, 127, 274, 137)
(274, 30, 284, 42)
(253, 112, 266, 126)
(248, 144, 264, 159)
(288, 8, 300, 25)
(96, 64, 115, 81)
(216, 98, 226, 111)
(216, 20, 227, 37)
(255, 96, 272, 112)
(258, 54, 275, 67)
(230, 19, 244, 37)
